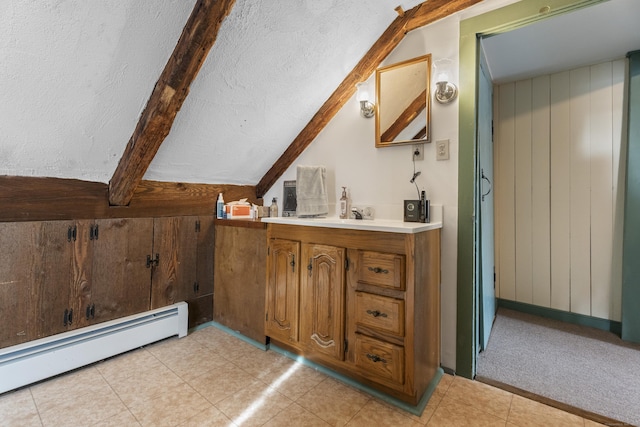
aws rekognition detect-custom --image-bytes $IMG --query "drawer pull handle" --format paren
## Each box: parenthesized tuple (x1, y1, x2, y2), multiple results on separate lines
(366, 353, 387, 364)
(368, 267, 389, 274)
(366, 309, 388, 318)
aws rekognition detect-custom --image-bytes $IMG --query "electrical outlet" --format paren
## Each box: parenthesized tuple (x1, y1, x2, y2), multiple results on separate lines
(436, 139, 449, 160)
(412, 144, 424, 161)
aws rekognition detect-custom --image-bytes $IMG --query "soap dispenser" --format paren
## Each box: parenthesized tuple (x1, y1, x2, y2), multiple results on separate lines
(339, 187, 349, 219)
(270, 197, 278, 217)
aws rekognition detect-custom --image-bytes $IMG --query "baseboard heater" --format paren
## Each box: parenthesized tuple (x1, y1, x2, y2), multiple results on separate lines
(0, 302, 188, 394)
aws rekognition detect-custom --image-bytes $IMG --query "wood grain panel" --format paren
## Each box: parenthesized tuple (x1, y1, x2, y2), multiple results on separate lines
(569, 66, 591, 316)
(0, 223, 35, 347)
(531, 75, 551, 307)
(214, 224, 267, 343)
(550, 70, 571, 312)
(0, 176, 257, 221)
(514, 79, 533, 304)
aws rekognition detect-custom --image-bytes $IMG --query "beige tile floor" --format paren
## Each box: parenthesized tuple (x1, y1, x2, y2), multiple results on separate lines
(0, 325, 608, 427)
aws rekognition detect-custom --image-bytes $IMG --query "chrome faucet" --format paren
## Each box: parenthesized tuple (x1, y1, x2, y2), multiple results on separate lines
(351, 207, 363, 220)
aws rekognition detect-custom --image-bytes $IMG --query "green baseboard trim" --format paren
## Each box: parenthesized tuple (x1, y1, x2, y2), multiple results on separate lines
(191, 321, 269, 351)
(497, 299, 622, 336)
(269, 344, 443, 417)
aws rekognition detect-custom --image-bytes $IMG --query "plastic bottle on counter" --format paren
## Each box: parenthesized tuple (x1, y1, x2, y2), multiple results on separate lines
(339, 187, 349, 219)
(270, 197, 278, 217)
(216, 193, 224, 219)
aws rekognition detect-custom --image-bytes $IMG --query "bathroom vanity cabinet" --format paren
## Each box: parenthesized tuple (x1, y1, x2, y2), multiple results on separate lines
(264, 220, 441, 405)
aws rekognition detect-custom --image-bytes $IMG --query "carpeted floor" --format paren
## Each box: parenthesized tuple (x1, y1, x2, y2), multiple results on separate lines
(477, 308, 640, 426)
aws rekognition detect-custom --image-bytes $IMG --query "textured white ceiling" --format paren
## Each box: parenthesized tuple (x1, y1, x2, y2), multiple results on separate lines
(0, 0, 397, 185)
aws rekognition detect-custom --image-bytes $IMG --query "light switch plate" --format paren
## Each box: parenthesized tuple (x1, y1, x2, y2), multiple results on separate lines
(436, 139, 450, 161)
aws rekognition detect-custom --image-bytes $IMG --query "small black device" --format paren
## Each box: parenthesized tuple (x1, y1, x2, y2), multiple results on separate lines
(282, 180, 297, 217)
(404, 200, 421, 222)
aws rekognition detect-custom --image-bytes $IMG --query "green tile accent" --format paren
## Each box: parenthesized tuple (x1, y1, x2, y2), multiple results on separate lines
(497, 299, 622, 335)
(269, 344, 443, 417)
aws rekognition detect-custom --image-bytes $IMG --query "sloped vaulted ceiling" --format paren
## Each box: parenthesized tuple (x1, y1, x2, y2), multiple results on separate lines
(0, 0, 398, 187)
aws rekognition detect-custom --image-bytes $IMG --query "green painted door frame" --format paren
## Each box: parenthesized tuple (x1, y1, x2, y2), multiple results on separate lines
(456, 0, 607, 379)
(622, 50, 640, 343)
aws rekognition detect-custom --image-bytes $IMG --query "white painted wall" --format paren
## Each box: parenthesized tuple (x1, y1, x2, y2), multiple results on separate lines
(264, 0, 520, 371)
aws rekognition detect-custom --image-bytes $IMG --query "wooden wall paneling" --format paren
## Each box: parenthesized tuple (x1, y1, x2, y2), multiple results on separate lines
(611, 59, 626, 322)
(70, 220, 94, 330)
(214, 224, 267, 343)
(589, 62, 614, 319)
(33, 221, 75, 338)
(569, 66, 592, 316)
(531, 75, 551, 307)
(151, 216, 198, 309)
(91, 218, 154, 324)
(196, 216, 215, 296)
(550, 70, 572, 312)
(514, 79, 533, 304)
(496, 82, 516, 300)
(0, 176, 258, 222)
(0, 223, 35, 347)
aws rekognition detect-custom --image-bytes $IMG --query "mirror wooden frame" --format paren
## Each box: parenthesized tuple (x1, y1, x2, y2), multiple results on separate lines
(375, 54, 431, 147)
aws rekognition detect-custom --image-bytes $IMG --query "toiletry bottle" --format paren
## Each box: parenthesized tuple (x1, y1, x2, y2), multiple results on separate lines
(420, 191, 426, 223)
(216, 193, 224, 219)
(270, 197, 278, 217)
(339, 187, 349, 219)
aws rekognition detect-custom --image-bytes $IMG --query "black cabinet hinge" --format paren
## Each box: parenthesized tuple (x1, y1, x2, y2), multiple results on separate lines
(89, 224, 99, 240)
(345, 258, 350, 271)
(63, 308, 74, 326)
(67, 225, 77, 242)
(344, 339, 348, 353)
(195, 220, 201, 232)
(193, 282, 200, 293)
(85, 303, 95, 320)
(146, 253, 159, 268)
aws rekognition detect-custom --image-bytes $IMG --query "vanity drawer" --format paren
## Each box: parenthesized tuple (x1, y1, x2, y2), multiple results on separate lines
(358, 251, 405, 290)
(355, 292, 404, 336)
(354, 334, 404, 386)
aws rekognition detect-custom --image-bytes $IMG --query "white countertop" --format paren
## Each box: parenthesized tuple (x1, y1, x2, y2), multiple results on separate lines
(261, 216, 442, 234)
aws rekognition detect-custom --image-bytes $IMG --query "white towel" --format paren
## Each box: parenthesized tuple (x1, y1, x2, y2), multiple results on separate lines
(296, 165, 328, 217)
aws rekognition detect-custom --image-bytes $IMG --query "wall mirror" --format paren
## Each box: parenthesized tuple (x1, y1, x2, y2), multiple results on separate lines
(375, 54, 431, 147)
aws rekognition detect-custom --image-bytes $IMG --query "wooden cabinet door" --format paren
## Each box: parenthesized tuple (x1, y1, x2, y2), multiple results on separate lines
(0, 222, 37, 347)
(151, 216, 198, 308)
(90, 218, 153, 324)
(300, 243, 346, 361)
(32, 221, 77, 338)
(265, 239, 300, 344)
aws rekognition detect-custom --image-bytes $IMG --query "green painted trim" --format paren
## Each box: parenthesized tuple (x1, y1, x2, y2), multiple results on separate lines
(497, 299, 622, 335)
(194, 321, 269, 351)
(270, 344, 443, 417)
(456, 0, 609, 379)
(622, 50, 640, 343)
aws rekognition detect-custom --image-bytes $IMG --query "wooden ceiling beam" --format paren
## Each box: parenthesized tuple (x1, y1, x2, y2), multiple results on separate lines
(406, 0, 483, 32)
(256, 0, 480, 198)
(108, 0, 236, 206)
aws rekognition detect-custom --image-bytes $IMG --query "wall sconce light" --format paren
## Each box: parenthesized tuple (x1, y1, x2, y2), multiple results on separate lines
(356, 82, 375, 118)
(433, 58, 458, 104)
